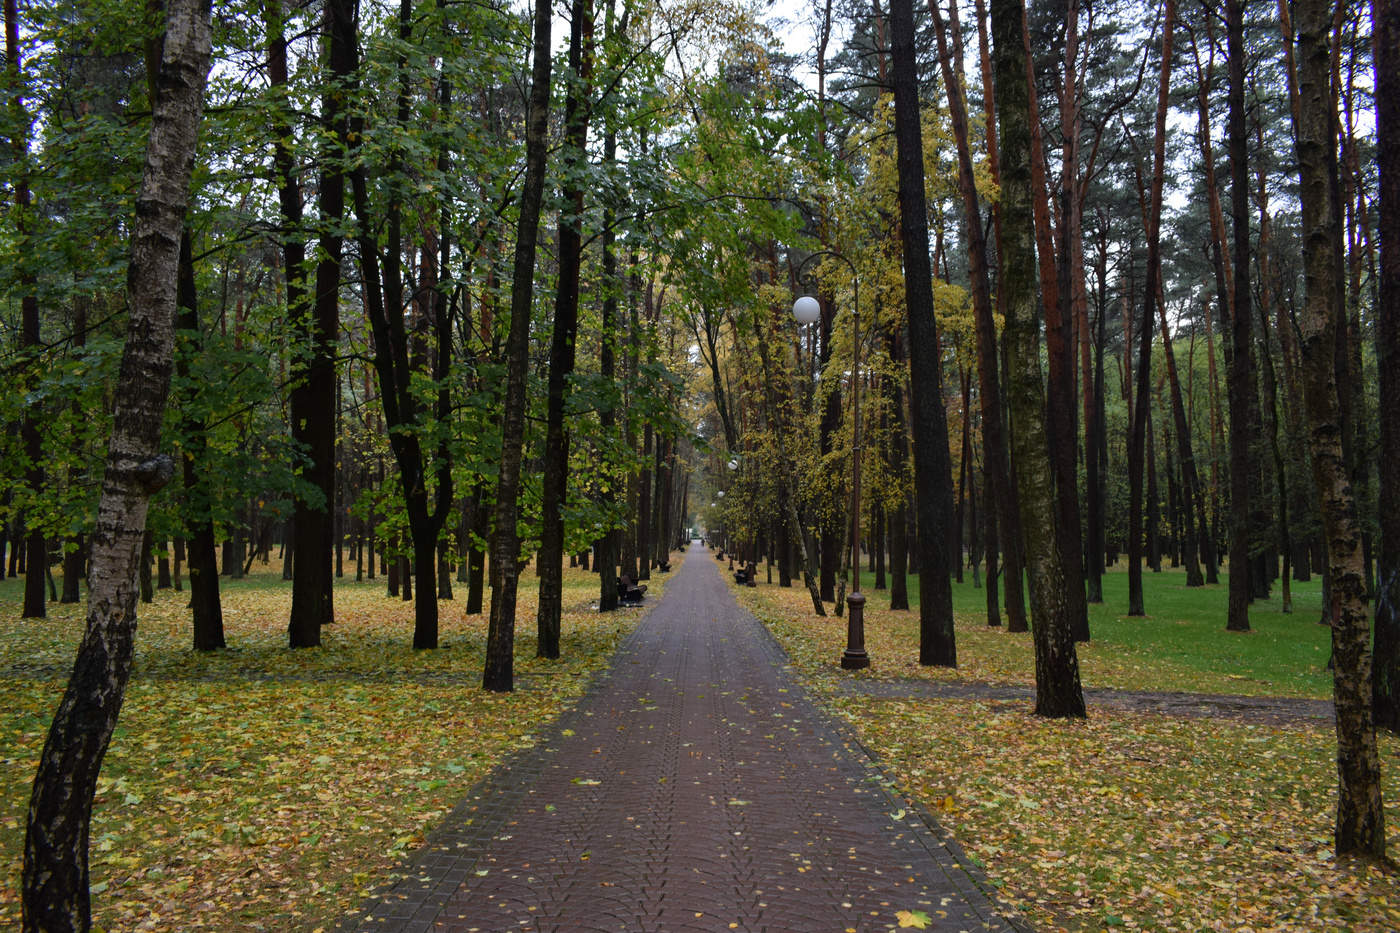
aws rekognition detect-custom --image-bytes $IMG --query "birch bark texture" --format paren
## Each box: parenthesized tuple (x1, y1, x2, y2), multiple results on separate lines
(1291, 0, 1386, 859)
(22, 0, 212, 927)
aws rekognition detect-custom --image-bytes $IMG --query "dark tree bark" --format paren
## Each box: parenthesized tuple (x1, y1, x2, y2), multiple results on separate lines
(971, 0, 1029, 632)
(1291, 0, 1386, 858)
(288, 0, 354, 648)
(1085, 217, 1111, 603)
(177, 231, 223, 651)
(1128, 0, 1176, 617)
(639, 422, 654, 580)
(349, 0, 454, 650)
(7, 0, 45, 620)
(754, 277, 825, 618)
(466, 483, 486, 614)
(595, 217, 620, 616)
(1374, 0, 1400, 732)
(139, 532, 154, 604)
(885, 330, 910, 611)
(1155, 275, 1207, 588)
(21, 2, 210, 924)
(540, 0, 596, 645)
(891, 0, 956, 666)
(990, 0, 1084, 716)
(1256, 196, 1293, 613)
(1020, 0, 1088, 642)
(1225, 0, 1252, 632)
(485, 0, 553, 690)
(60, 538, 85, 605)
(929, 0, 1010, 625)
(1147, 416, 1161, 572)
(61, 301, 90, 607)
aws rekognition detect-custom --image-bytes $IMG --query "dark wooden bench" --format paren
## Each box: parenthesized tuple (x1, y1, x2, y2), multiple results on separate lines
(656, 559, 671, 573)
(617, 574, 647, 604)
(733, 565, 753, 585)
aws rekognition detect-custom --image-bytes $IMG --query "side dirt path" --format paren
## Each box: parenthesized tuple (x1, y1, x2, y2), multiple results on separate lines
(838, 680, 1334, 728)
(345, 542, 1032, 932)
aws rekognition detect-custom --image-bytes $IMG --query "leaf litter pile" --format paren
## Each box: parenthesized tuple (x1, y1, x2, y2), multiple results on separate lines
(1, 558, 675, 932)
(737, 579, 1400, 933)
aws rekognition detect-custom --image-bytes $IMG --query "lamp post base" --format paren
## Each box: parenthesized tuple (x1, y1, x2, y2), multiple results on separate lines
(841, 590, 870, 670)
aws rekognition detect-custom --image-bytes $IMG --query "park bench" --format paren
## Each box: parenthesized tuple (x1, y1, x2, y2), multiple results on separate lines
(618, 574, 647, 604)
(733, 565, 753, 585)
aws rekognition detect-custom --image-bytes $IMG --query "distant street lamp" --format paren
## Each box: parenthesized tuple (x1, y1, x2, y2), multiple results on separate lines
(793, 250, 868, 670)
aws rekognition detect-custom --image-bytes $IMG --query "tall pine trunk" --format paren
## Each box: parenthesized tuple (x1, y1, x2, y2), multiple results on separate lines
(1225, 0, 1253, 631)
(1128, 0, 1176, 617)
(929, 0, 1011, 628)
(990, 0, 1084, 716)
(891, 0, 955, 666)
(1373, 0, 1400, 732)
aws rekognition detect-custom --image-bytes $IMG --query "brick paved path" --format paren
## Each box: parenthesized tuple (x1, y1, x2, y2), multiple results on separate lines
(347, 542, 1029, 933)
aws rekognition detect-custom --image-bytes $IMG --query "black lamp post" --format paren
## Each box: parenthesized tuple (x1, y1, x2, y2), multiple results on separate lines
(793, 250, 868, 670)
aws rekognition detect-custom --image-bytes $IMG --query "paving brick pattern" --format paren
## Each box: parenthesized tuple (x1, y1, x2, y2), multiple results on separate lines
(346, 543, 1030, 933)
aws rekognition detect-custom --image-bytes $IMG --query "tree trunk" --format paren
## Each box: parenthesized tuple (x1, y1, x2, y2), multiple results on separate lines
(349, 0, 455, 650)
(177, 230, 223, 651)
(288, 0, 353, 648)
(892, 0, 955, 666)
(1155, 281, 1207, 588)
(954, 367, 971, 584)
(538, 0, 595, 648)
(22, 3, 209, 924)
(1021, 0, 1088, 642)
(7, 0, 45, 621)
(1147, 416, 1161, 573)
(1373, 0, 1400, 732)
(1291, 0, 1386, 858)
(1128, 0, 1176, 617)
(991, 0, 1084, 714)
(486, 0, 553, 690)
(466, 484, 486, 614)
(1225, 0, 1253, 632)
(639, 422, 654, 579)
(970, 0, 1028, 632)
(754, 281, 825, 617)
(60, 537, 85, 605)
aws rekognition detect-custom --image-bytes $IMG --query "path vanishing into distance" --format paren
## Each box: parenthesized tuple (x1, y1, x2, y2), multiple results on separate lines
(347, 541, 1029, 933)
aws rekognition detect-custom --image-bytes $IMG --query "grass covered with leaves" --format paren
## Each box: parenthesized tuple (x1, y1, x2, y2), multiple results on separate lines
(730, 560, 1400, 933)
(1, 556, 678, 932)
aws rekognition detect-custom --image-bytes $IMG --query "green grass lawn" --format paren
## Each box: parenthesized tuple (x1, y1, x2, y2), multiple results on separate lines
(0, 557, 677, 932)
(837, 561, 1333, 697)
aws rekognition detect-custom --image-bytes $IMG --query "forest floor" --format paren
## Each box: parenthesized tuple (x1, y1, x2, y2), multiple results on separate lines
(2, 551, 1397, 932)
(840, 678, 1335, 728)
(728, 556, 1400, 933)
(0, 555, 678, 932)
